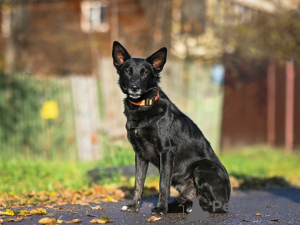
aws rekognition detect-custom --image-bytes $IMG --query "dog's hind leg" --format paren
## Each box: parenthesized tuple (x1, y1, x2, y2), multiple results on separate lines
(193, 159, 231, 213)
(168, 178, 197, 213)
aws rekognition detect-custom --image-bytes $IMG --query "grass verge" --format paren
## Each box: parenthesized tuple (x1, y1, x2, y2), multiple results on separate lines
(0, 146, 299, 196)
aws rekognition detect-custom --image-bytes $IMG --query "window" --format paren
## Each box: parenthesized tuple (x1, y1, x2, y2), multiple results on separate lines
(81, 1, 109, 33)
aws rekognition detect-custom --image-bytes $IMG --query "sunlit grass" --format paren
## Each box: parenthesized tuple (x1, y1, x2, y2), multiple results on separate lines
(0, 146, 299, 195)
(220, 146, 300, 187)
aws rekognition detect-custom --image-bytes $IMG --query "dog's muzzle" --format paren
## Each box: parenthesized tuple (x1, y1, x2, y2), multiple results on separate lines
(129, 85, 142, 99)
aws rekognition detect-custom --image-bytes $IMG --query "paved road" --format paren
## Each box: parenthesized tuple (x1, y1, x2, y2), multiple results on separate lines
(1, 188, 300, 225)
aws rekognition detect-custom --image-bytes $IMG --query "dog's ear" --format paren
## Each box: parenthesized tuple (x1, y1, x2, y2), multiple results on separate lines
(146, 47, 167, 73)
(112, 41, 131, 71)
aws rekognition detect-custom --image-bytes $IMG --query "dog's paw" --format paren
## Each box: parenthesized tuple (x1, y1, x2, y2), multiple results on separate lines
(151, 206, 167, 215)
(121, 204, 139, 212)
(186, 206, 193, 213)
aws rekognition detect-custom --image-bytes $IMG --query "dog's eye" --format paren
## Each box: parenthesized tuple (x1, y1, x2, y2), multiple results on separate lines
(125, 68, 132, 75)
(141, 69, 149, 75)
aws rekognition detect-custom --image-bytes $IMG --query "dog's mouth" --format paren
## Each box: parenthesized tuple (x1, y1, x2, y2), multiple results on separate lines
(129, 94, 141, 99)
(128, 90, 142, 99)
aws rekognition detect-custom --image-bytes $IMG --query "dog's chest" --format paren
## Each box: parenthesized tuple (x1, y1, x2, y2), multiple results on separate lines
(126, 120, 160, 166)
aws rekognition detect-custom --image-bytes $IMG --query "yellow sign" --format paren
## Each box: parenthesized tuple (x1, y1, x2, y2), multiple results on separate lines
(41, 100, 59, 119)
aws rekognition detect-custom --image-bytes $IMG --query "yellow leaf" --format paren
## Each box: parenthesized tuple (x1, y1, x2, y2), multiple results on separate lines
(0, 218, 3, 223)
(57, 219, 64, 224)
(38, 217, 57, 224)
(18, 210, 30, 216)
(90, 216, 112, 224)
(0, 211, 7, 216)
(99, 217, 111, 223)
(0, 209, 14, 216)
(6, 209, 14, 216)
(30, 208, 47, 215)
(255, 213, 261, 216)
(147, 216, 161, 222)
(66, 219, 82, 223)
(103, 196, 117, 202)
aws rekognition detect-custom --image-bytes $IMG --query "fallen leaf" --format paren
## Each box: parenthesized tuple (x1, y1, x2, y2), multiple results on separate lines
(70, 203, 76, 212)
(255, 213, 261, 216)
(91, 206, 104, 210)
(103, 197, 117, 202)
(18, 210, 31, 216)
(90, 216, 112, 224)
(66, 219, 82, 223)
(57, 219, 64, 224)
(38, 217, 57, 224)
(0, 209, 15, 216)
(242, 219, 251, 222)
(86, 211, 96, 217)
(4, 217, 23, 222)
(54, 207, 66, 210)
(0, 218, 3, 224)
(271, 218, 281, 222)
(31, 208, 47, 215)
(147, 216, 161, 222)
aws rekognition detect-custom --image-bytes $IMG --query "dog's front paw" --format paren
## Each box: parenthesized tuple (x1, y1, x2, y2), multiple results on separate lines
(121, 204, 140, 212)
(151, 206, 167, 215)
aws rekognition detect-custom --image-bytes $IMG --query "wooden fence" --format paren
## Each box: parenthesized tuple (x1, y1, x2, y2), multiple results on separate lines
(0, 60, 223, 161)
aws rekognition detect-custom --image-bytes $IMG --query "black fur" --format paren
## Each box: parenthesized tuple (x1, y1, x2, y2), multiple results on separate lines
(112, 41, 231, 215)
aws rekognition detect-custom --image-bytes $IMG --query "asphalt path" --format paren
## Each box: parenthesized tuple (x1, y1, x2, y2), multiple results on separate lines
(1, 188, 300, 225)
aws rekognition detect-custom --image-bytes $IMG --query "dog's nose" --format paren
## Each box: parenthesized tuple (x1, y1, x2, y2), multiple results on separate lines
(130, 85, 140, 92)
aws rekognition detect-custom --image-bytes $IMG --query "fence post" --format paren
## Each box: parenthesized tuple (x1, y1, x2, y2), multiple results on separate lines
(267, 60, 276, 147)
(285, 60, 294, 152)
(71, 76, 101, 161)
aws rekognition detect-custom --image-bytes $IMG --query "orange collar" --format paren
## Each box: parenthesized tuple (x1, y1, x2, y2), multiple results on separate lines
(129, 91, 159, 106)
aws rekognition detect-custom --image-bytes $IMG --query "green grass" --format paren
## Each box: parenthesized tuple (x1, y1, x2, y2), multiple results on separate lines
(0, 146, 299, 195)
(220, 146, 300, 186)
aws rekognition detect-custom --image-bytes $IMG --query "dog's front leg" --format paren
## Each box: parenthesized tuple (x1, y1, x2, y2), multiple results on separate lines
(151, 151, 174, 215)
(121, 154, 148, 212)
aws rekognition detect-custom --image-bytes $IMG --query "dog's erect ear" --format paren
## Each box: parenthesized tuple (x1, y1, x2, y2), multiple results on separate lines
(146, 47, 167, 73)
(112, 41, 131, 71)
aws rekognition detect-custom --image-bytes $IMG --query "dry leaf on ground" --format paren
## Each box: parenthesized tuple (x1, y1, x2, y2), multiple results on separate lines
(90, 216, 112, 224)
(70, 203, 76, 212)
(86, 211, 96, 217)
(0, 209, 14, 216)
(91, 206, 104, 210)
(147, 216, 161, 222)
(66, 218, 82, 223)
(4, 217, 23, 222)
(255, 213, 261, 216)
(18, 209, 31, 216)
(38, 217, 57, 224)
(30, 208, 47, 215)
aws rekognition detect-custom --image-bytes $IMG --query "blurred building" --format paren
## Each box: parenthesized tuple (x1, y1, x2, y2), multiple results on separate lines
(0, 0, 172, 75)
(1, 0, 299, 75)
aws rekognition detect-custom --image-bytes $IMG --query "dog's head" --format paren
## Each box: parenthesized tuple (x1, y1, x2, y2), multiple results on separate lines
(112, 41, 167, 100)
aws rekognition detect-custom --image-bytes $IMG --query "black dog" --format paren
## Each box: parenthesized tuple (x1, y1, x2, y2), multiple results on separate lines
(112, 41, 230, 215)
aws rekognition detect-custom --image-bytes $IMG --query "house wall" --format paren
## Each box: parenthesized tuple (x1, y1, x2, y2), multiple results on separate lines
(0, 0, 171, 75)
